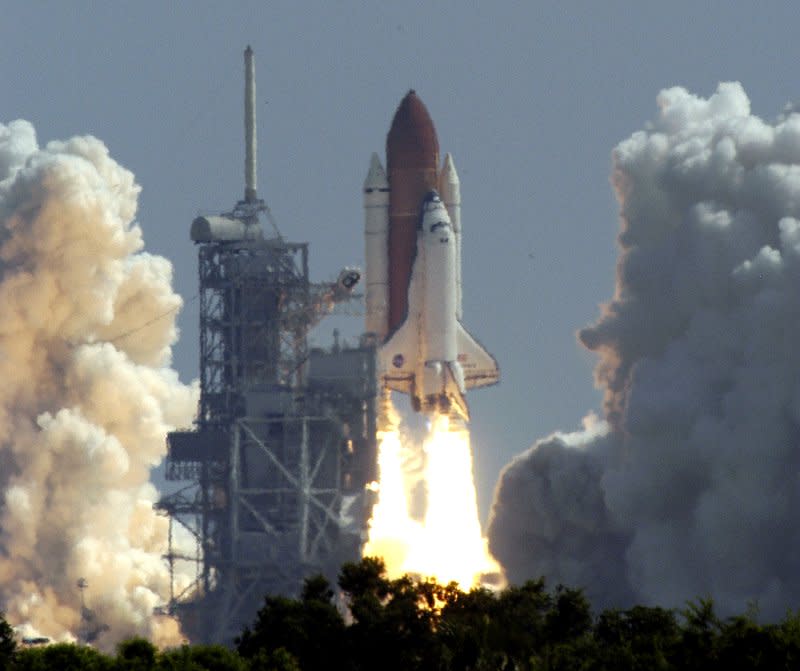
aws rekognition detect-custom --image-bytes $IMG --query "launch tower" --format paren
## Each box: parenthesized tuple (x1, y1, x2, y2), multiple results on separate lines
(156, 48, 377, 644)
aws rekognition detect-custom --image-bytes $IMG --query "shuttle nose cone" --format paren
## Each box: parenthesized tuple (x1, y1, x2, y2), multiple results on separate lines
(422, 190, 443, 208)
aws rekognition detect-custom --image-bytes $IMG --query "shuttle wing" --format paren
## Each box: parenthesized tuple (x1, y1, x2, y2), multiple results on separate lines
(381, 317, 419, 394)
(457, 323, 500, 389)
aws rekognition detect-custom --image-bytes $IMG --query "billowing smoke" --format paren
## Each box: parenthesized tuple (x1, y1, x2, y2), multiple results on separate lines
(0, 120, 196, 647)
(489, 82, 800, 618)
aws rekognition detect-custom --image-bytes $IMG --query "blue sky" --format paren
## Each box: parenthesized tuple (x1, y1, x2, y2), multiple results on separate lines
(4, 1, 800, 518)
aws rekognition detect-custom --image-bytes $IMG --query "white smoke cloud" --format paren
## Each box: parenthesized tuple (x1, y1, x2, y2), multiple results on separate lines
(0, 120, 197, 647)
(489, 82, 800, 618)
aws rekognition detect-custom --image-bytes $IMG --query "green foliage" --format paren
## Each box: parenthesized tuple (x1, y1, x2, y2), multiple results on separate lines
(491, 579, 552, 670)
(12, 642, 112, 671)
(0, 611, 16, 666)
(438, 586, 500, 670)
(248, 647, 301, 671)
(233, 558, 800, 671)
(14, 563, 800, 670)
(592, 606, 680, 671)
(158, 643, 247, 670)
(546, 585, 593, 642)
(342, 570, 443, 671)
(115, 637, 158, 671)
(237, 573, 346, 671)
(675, 598, 721, 670)
(770, 610, 800, 668)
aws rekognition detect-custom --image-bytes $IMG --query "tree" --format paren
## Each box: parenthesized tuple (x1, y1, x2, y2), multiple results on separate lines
(0, 611, 16, 666)
(337, 556, 391, 627)
(115, 637, 157, 671)
(238, 573, 346, 671)
(338, 558, 444, 671)
(12, 642, 112, 671)
(592, 606, 679, 671)
(676, 598, 721, 671)
(226, 557, 800, 671)
(539, 585, 594, 671)
(716, 614, 780, 671)
(247, 647, 301, 671)
(770, 610, 800, 668)
(546, 585, 593, 642)
(438, 586, 499, 670)
(158, 643, 247, 671)
(491, 579, 551, 670)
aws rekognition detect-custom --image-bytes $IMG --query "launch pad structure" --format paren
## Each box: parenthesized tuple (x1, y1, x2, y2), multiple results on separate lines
(155, 48, 377, 644)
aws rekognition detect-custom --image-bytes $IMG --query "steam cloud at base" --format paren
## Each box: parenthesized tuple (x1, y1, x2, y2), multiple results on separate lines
(489, 83, 800, 618)
(0, 120, 197, 647)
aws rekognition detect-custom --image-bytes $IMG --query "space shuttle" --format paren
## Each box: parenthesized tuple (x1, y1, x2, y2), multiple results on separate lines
(363, 91, 499, 421)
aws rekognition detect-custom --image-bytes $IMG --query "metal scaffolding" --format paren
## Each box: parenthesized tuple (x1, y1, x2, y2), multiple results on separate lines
(157, 232, 376, 643)
(154, 48, 377, 643)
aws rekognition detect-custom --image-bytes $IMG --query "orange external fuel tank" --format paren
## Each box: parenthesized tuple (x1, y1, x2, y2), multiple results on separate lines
(386, 91, 440, 333)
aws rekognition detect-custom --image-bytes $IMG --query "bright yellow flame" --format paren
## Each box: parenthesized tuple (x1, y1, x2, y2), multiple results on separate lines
(363, 426, 421, 571)
(364, 411, 501, 589)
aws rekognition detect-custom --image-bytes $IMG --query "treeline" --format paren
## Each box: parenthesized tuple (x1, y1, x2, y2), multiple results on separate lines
(4, 557, 800, 670)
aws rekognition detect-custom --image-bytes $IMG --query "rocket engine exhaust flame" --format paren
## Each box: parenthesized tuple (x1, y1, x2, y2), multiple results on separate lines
(363, 410, 416, 573)
(0, 120, 196, 648)
(364, 401, 500, 588)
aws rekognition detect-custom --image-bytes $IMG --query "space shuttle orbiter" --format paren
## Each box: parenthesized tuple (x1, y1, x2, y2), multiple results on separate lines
(363, 91, 499, 421)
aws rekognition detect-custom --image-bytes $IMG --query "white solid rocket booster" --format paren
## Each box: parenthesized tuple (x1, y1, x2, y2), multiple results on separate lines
(439, 153, 462, 320)
(364, 153, 390, 339)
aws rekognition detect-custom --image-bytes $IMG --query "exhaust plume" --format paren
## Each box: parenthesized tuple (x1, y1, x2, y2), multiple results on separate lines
(365, 401, 498, 588)
(0, 120, 196, 647)
(489, 83, 800, 617)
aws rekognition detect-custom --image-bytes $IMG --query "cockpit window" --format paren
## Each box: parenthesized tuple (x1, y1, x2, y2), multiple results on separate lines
(430, 221, 448, 233)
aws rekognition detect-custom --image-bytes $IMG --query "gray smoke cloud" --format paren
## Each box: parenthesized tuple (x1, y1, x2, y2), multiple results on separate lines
(489, 82, 800, 618)
(0, 120, 197, 647)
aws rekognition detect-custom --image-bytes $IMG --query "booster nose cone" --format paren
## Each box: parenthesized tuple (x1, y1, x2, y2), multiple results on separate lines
(364, 152, 389, 192)
(439, 153, 460, 191)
